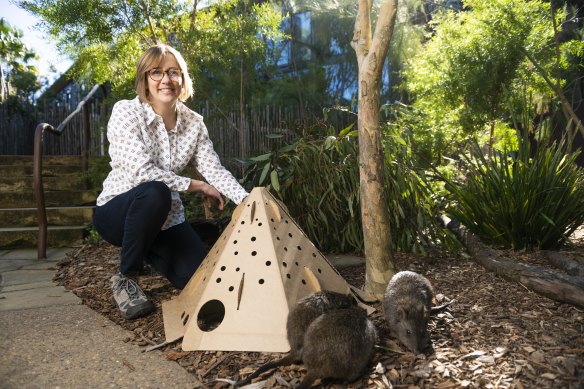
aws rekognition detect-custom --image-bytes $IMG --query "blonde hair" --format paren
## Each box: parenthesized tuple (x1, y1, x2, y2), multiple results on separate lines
(135, 44, 193, 103)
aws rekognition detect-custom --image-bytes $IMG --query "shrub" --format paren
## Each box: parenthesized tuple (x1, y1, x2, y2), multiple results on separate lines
(242, 121, 452, 254)
(242, 124, 362, 253)
(446, 134, 584, 250)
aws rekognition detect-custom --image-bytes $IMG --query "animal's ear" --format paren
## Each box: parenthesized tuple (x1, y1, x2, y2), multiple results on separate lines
(397, 307, 406, 321)
(422, 306, 429, 319)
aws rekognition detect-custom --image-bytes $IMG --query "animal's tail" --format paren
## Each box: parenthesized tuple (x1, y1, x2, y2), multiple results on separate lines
(234, 353, 299, 386)
(430, 299, 455, 314)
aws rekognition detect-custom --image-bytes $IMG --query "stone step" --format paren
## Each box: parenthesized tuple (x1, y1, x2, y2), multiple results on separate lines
(0, 225, 86, 249)
(0, 206, 95, 228)
(0, 190, 97, 208)
(0, 164, 84, 177)
(0, 176, 89, 191)
(0, 155, 90, 165)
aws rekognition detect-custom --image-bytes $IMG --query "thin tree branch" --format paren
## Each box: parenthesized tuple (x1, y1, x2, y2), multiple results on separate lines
(139, 0, 159, 44)
(369, 0, 398, 66)
(520, 47, 584, 137)
(351, 0, 372, 61)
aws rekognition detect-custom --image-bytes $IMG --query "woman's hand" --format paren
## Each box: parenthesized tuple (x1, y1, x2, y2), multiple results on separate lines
(188, 179, 225, 210)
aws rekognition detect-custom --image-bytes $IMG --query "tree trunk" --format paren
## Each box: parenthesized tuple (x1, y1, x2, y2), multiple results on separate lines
(351, 0, 399, 299)
(445, 218, 584, 309)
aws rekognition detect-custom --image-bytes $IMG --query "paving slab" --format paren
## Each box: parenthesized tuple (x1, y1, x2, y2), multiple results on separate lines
(2, 268, 62, 287)
(0, 248, 70, 261)
(0, 283, 80, 311)
(0, 305, 200, 389)
(0, 259, 34, 272)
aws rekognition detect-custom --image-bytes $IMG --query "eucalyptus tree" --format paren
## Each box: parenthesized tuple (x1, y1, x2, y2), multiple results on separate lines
(352, 0, 399, 298)
(17, 0, 283, 104)
(0, 18, 40, 102)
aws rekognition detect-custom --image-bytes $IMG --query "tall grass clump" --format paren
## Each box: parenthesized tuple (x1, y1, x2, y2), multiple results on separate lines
(446, 133, 584, 250)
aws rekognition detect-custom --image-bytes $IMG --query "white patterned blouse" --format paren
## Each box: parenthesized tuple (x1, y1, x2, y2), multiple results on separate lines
(96, 96, 249, 230)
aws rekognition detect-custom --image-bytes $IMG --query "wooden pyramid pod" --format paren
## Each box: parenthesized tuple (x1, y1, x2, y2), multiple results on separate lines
(162, 187, 369, 352)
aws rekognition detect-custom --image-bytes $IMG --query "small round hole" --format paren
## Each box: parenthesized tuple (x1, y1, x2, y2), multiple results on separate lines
(234, 251, 239, 255)
(297, 246, 302, 250)
(233, 240, 238, 244)
(282, 262, 287, 267)
(284, 247, 288, 251)
(286, 274, 291, 279)
(295, 262, 299, 266)
(251, 251, 257, 256)
(216, 278, 222, 283)
(197, 300, 225, 332)
(265, 261, 272, 266)
(301, 279, 306, 285)
(259, 279, 265, 284)
(317, 268, 322, 273)
(236, 267, 240, 272)
(258, 222, 263, 226)
(251, 236, 256, 241)
(221, 266, 226, 271)
(229, 286, 234, 292)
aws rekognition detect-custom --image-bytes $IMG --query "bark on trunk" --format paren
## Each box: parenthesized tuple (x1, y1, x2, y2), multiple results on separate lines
(351, 0, 399, 299)
(446, 218, 584, 309)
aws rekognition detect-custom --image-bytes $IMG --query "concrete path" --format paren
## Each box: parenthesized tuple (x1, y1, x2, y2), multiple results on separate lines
(0, 248, 201, 389)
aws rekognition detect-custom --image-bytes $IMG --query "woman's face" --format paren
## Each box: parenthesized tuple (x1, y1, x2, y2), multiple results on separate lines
(147, 54, 182, 108)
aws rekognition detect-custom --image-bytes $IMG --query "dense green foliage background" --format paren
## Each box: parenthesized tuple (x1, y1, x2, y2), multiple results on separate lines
(10, 0, 584, 254)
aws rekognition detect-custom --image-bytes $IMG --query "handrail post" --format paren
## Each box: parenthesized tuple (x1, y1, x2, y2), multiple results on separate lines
(33, 124, 51, 259)
(82, 100, 90, 186)
(33, 83, 102, 258)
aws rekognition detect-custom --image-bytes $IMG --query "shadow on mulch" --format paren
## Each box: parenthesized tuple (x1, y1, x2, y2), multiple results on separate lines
(54, 241, 584, 389)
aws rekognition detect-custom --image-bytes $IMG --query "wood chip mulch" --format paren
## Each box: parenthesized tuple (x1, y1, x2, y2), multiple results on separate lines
(54, 238, 584, 389)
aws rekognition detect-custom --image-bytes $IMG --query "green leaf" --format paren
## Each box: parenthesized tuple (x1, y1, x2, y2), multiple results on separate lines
(259, 162, 270, 185)
(339, 123, 355, 137)
(270, 169, 280, 191)
(265, 133, 284, 139)
(249, 153, 272, 162)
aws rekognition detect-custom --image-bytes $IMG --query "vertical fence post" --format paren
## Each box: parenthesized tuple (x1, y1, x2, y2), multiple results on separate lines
(82, 100, 90, 187)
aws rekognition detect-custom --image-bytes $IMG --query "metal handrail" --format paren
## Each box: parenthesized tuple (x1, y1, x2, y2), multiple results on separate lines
(33, 84, 103, 259)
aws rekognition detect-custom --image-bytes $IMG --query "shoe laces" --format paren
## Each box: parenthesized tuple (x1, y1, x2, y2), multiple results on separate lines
(114, 276, 141, 300)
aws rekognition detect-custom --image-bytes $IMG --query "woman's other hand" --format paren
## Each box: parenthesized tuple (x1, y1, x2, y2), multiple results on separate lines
(188, 179, 225, 210)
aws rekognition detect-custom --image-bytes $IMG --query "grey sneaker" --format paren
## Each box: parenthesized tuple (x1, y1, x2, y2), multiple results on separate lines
(110, 273, 155, 320)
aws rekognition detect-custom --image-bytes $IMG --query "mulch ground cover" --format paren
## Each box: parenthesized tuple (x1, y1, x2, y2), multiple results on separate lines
(54, 238, 584, 389)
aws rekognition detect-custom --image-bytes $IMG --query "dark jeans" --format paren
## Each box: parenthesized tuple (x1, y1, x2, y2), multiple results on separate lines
(93, 181, 206, 289)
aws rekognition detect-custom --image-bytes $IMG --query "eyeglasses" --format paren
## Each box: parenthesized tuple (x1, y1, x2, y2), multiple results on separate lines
(148, 68, 182, 81)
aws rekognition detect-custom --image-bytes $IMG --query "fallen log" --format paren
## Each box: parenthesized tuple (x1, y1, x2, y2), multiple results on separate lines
(541, 250, 584, 277)
(443, 217, 584, 309)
